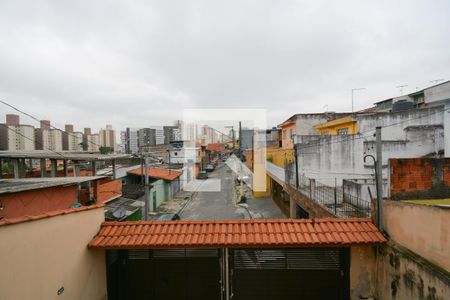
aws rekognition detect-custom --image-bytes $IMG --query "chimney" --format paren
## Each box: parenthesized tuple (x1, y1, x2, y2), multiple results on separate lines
(65, 124, 74, 133)
(84, 128, 92, 135)
(6, 114, 20, 125)
(40, 120, 51, 130)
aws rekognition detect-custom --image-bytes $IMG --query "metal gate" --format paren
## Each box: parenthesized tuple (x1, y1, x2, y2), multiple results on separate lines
(107, 249, 222, 300)
(230, 248, 349, 300)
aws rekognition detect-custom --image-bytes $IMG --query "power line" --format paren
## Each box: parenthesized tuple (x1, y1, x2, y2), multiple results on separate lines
(0, 99, 105, 150)
(0, 123, 67, 158)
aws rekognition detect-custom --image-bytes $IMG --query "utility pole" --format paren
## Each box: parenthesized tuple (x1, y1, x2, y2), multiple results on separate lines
(238, 121, 244, 202)
(144, 156, 150, 221)
(375, 127, 383, 232)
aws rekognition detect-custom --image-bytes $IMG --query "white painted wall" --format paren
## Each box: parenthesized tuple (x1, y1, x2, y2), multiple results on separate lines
(297, 107, 445, 188)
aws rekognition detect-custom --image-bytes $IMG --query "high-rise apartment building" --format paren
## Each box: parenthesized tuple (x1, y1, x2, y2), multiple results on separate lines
(99, 125, 116, 151)
(35, 120, 63, 151)
(124, 128, 139, 153)
(62, 124, 73, 151)
(68, 131, 84, 151)
(0, 114, 36, 151)
(181, 121, 198, 142)
(163, 126, 182, 144)
(86, 134, 100, 152)
(201, 125, 218, 145)
(138, 128, 156, 148)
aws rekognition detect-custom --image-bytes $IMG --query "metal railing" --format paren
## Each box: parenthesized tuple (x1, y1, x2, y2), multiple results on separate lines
(285, 163, 371, 218)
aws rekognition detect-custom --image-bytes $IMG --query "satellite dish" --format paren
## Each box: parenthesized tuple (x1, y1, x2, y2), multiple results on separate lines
(112, 206, 126, 219)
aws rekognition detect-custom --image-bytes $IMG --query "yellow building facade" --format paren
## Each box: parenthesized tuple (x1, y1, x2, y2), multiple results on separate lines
(314, 116, 358, 135)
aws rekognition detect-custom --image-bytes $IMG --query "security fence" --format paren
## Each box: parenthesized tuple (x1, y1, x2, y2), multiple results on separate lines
(285, 163, 371, 218)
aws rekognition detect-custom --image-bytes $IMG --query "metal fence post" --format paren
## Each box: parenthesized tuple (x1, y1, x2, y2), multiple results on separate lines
(334, 178, 337, 215)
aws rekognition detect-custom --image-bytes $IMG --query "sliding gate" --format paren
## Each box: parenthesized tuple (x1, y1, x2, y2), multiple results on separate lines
(107, 247, 349, 300)
(230, 248, 350, 300)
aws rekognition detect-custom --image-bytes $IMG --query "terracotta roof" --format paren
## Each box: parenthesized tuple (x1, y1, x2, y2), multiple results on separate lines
(89, 218, 385, 249)
(128, 167, 182, 181)
(0, 203, 104, 227)
(206, 143, 227, 154)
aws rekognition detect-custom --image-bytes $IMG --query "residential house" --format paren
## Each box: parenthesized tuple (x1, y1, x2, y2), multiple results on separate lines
(0, 176, 122, 220)
(0, 175, 115, 300)
(278, 112, 350, 148)
(126, 167, 182, 212)
(374, 80, 450, 112)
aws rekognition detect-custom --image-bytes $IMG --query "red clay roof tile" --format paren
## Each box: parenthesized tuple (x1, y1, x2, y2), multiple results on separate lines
(88, 218, 386, 249)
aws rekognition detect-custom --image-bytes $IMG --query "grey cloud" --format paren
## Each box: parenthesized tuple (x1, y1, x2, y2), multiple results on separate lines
(0, 0, 449, 132)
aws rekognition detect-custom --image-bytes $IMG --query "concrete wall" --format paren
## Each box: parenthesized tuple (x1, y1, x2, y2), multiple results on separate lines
(240, 129, 254, 150)
(425, 81, 450, 105)
(377, 242, 450, 300)
(383, 201, 450, 271)
(266, 148, 294, 168)
(296, 107, 445, 187)
(350, 245, 377, 300)
(0, 207, 107, 300)
(149, 179, 167, 211)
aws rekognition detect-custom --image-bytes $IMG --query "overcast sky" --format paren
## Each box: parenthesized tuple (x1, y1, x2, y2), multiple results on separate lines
(0, 0, 449, 133)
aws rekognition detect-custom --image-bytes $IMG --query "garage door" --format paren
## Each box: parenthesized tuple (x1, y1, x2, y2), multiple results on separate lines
(108, 249, 222, 300)
(230, 248, 349, 300)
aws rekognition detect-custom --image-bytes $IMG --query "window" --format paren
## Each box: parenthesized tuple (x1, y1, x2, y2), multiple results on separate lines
(337, 128, 348, 135)
(283, 130, 286, 139)
(289, 128, 294, 139)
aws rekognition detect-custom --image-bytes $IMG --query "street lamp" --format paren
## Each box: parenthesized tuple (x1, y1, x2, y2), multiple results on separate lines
(351, 88, 366, 113)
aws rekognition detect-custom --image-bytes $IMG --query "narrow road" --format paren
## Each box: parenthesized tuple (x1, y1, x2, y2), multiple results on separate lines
(181, 163, 247, 220)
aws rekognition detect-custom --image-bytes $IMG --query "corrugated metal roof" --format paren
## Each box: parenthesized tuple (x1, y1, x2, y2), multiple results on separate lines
(88, 218, 385, 249)
(0, 176, 106, 194)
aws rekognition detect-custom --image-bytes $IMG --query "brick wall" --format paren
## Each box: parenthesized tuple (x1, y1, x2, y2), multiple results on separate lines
(0, 185, 78, 219)
(389, 158, 450, 200)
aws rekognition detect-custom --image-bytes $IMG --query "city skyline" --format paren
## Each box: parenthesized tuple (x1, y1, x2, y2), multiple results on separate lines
(1, 1, 449, 130)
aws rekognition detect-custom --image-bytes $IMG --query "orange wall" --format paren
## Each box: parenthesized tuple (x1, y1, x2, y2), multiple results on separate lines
(383, 200, 450, 271)
(95, 178, 122, 203)
(281, 123, 296, 149)
(0, 185, 78, 219)
(0, 207, 107, 300)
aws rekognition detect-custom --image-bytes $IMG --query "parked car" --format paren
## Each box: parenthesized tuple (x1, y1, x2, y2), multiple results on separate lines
(205, 164, 215, 172)
(197, 171, 208, 179)
(157, 213, 180, 221)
